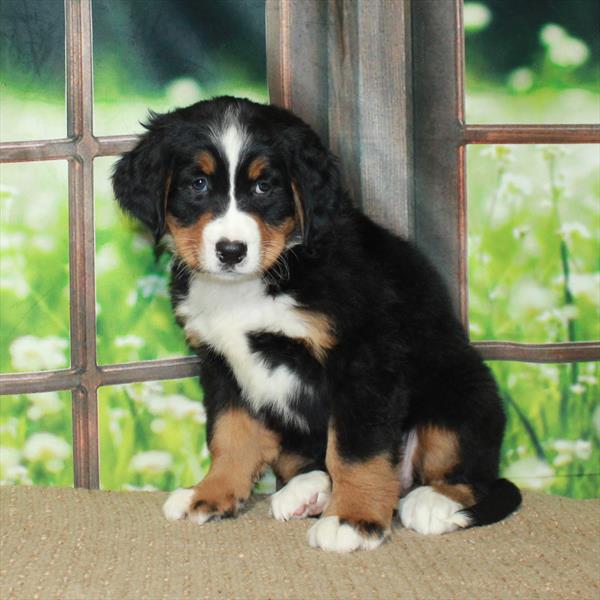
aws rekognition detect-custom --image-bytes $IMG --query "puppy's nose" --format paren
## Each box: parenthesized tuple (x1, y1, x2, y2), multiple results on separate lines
(216, 239, 247, 265)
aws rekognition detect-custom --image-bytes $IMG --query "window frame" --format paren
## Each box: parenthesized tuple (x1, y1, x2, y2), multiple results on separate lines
(0, 0, 598, 489)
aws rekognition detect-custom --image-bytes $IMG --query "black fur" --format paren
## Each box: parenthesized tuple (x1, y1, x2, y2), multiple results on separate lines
(113, 96, 521, 534)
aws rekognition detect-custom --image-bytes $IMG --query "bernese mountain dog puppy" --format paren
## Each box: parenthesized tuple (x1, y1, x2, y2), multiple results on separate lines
(112, 96, 521, 552)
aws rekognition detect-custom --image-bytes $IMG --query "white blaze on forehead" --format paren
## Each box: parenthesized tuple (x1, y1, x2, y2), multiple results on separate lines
(220, 122, 246, 205)
(200, 116, 261, 275)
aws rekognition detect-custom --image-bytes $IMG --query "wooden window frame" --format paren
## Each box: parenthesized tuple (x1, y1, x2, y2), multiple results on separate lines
(0, 0, 598, 490)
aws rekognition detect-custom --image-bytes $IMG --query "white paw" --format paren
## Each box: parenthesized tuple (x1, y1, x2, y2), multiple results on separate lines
(307, 516, 384, 553)
(270, 471, 331, 521)
(162, 488, 212, 525)
(399, 486, 470, 535)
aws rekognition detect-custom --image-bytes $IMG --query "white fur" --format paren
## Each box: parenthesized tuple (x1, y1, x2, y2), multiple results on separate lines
(399, 486, 470, 534)
(270, 471, 331, 521)
(307, 517, 385, 553)
(201, 120, 264, 275)
(399, 428, 418, 490)
(177, 275, 312, 429)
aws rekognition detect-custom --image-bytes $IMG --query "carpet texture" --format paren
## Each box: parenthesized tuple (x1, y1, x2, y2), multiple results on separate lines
(1, 486, 599, 600)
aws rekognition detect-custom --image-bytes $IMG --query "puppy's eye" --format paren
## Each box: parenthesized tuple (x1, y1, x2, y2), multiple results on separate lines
(253, 181, 271, 195)
(191, 177, 208, 193)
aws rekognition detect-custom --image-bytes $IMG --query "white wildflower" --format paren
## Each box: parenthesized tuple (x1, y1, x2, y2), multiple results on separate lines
(540, 24, 567, 46)
(536, 145, 568, 161)
(593, 405, 600, 437)
(23, 433, 70, 463)
(511, 282, 554, 312)
(26, 392, 62, 420)
(549, 36, 589, 68)
(137, 275, 168, 299)
(10, 335, 68, 372)
(516, 445, 526, 457)
(480, 145, 514, 165)
(551, 439, 574, 454)
(512, 225, 531, 240)
(469, 321, 482, 337)
(31, 235, 55, 252)
(570, 383, 585, 395)
(507, 67, 534, 92)
(122, 483, 158, 492)
(1, 465, 32, 485)
(0, 418, 19, 440)
(114, 335, 145, 350)
(0, 447, 21, 473)
(498, 173, 532, 200)
(165, 78, 204, 105)
(130, 450, 172, 475)
(150, 419, 167, 434)
(540, 365, 559, 383)
(503, 457, 554, 490)
(573, 440, 592, 460)
(578, 375, 598, 386)
(0, 271, 29, 298)
(562, 273, 599, 303)
(463, 3, 492, 33)
(132, 234, 153, 252)
(557, 222, 591, 242)
(126, 290, 137, 306)
(96, 243, 120, 276)
(0, 232, 26, 250)
(552, 453, 572, 468)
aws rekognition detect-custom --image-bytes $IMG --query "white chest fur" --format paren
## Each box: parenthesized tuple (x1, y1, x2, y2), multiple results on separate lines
(176, 275, 312, 428)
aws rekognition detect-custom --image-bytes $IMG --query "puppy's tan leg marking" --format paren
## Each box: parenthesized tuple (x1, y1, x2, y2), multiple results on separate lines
(163, 409, 280, 523)
(272, 452, 314, 484)
(308, 427, 400, 552)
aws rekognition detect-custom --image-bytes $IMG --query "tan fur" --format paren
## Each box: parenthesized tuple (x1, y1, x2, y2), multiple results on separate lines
(251, 215, 296, 270)
(190, 409, 280, 516)
(432, 482, 475, 506)
(324, 428, 400, 535)
(166, 212, 213, 269)
(272, 452, 313, 483)
(248, 156, 268, 180)
(294, 309, 336, 364)
(414, 425, 460, 483)
(196, 150, 216, 175)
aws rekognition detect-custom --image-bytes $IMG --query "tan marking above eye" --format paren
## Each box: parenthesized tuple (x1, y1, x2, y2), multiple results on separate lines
(196, 150, 216, 175)
(166, 212, 214, 269)
(248, 156, 268, 180)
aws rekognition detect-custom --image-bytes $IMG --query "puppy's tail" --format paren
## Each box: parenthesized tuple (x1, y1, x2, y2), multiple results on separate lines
(453, 478, 522, 529)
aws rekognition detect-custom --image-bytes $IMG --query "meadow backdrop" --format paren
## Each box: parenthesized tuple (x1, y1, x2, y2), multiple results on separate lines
(1, 0, 598, 498)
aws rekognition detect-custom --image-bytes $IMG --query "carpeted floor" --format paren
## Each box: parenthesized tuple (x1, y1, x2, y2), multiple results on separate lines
(1, 486, 599, 600)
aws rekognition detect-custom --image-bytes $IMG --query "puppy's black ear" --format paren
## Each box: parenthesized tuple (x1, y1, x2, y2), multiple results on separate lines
(283, 123, 342, 249)
(112, 121, 170, 241)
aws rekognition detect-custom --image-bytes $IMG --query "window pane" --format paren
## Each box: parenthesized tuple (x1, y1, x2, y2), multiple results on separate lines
(98, 378, 207, 491)
(0, 0, 65, 141)
(92, 0, 268, 137)
(0, 161, 70, 373)
(493, 361, 599, 499)
(465, 0, 600, 123)
(468, 145, 599, 344)
(94, 157, 191, 364)
(0, 391, 73, 487)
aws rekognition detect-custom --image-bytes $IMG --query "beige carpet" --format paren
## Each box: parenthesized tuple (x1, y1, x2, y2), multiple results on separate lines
(1, 486, 599, 600)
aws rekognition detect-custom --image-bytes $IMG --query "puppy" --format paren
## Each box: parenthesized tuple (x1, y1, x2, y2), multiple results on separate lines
(113, 96, 521, 552)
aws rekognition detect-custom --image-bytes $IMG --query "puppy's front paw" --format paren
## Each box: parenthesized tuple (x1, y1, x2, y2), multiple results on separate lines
(399, 486, 468, 535)
(270, 470, 331, 521)
(307, 516, 387, 552)
(162, 483, 245, 524)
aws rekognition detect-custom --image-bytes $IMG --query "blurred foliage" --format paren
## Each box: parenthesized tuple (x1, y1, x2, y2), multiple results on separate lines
(0, 0, 598, 498)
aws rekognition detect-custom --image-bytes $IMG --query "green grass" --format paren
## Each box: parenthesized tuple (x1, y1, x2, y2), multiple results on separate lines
(0, 80, 598, 497)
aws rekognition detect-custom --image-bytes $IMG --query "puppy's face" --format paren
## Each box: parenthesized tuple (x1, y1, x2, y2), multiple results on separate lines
(165, 121, 299, 279)
(113, 98, 339, 280)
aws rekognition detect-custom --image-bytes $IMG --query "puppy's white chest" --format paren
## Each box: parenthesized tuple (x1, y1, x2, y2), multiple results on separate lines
(176, 276, 310, 427)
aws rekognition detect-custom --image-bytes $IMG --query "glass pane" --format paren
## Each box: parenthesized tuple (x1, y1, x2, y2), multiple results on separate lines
(465, 0, 600, 123)
(468, 145, 599, 343)
(0, 161, 70, 373)
(494, 361, 599, 499)
(92, 0, 268, 136)
(98, 378, 207, 491)
(94, 157, 191, 364)
(0, 0, 65, 141)
(0, 391, 73, 487)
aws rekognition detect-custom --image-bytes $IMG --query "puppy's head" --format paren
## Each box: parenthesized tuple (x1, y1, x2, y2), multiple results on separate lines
(112, 96, 342, 280)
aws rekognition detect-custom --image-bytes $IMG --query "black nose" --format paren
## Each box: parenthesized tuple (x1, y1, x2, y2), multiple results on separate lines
(215, 239, 247, 266)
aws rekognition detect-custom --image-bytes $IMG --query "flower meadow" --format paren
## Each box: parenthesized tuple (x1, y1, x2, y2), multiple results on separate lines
(1, 5, 599, 498)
